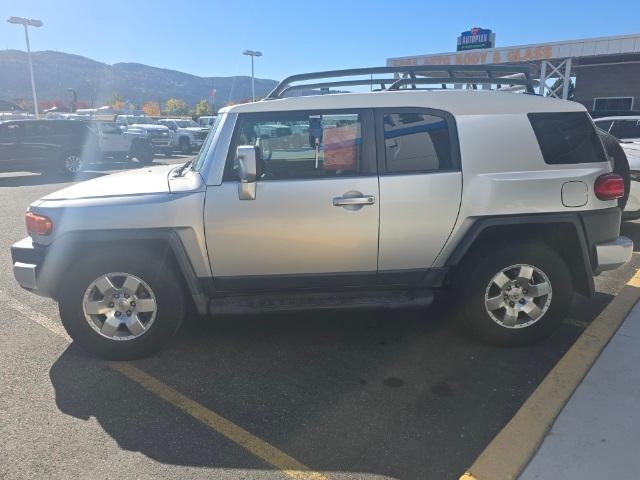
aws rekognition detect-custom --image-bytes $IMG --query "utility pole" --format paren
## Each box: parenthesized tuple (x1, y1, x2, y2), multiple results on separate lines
(7, 16, 44, 117)
(242, 50, 262, 102)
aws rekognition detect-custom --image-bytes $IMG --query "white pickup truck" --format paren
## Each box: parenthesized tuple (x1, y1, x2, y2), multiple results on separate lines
(157, 118, 209, 155)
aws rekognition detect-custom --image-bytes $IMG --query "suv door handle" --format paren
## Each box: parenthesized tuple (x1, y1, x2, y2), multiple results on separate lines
(333, 195, 376, 206)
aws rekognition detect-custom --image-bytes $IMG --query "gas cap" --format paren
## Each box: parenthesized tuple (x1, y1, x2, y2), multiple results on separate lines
(561, 181, 588, 207)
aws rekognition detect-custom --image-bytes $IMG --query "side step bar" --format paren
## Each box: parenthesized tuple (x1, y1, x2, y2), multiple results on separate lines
(208, 289, 434, 315)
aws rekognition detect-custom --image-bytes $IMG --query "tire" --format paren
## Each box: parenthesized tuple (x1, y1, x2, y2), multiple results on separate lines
(179, 137, 192, 155)
(129, 142, 154, 166)
(454, 241, 573, 346)
(58, 248, 185, 360)
(60, 151, 84, 176)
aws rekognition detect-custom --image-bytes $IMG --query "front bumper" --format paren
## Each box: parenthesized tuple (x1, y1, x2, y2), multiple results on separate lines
(11, 237, 47, 294)
(594, 236, 633, 274)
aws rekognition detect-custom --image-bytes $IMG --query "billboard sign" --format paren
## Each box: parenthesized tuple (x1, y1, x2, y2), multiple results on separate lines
(457, 27, 495, 51)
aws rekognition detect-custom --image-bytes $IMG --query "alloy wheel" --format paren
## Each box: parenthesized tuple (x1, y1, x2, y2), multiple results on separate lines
(484, 263, 552, 329)
(82, 272, 157, 341)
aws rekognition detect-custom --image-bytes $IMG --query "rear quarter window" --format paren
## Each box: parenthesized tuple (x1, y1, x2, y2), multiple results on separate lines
(528, 112, 607, 164)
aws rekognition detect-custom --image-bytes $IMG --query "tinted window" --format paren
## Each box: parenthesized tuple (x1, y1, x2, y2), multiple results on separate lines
(226, 111, 370, 180)
(528, 112, 607, 164)
(383, 112, 452, 172)
(22, 122, 53, 137)
(609, 120, 640, 140)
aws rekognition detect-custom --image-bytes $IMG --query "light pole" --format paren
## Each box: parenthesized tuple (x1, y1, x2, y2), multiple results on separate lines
(7, 16, 43, 118)
(242, 50, 262, 102)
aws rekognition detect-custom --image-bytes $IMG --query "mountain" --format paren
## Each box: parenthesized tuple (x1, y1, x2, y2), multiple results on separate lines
(0, 50, 279, 109)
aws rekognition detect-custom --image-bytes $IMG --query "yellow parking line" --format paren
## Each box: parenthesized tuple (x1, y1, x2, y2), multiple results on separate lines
(111, 362, 329, 480)
(2, 291, 328, 480)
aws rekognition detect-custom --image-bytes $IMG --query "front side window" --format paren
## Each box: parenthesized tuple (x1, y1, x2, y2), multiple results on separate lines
(226, 111, 369, 181)
(383, 112, 452, 173)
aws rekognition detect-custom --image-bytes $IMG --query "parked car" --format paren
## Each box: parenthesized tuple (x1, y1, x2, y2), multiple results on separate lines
(157, 118, 209, 155)
(0, 119, 88, 175)
(11, 67, 632, 359)
(197, 115, 217, 129)
(84, 120, 155, 165)
(594, 116, 640, 142)
(114, 114, 171, 156)
(620, 141, 640, 219)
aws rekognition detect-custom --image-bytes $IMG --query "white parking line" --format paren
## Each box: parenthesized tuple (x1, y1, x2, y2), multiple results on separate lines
(1, 289, 68, 339)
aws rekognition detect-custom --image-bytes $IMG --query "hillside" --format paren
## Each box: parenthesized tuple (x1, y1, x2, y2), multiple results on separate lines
(0, 50, 278, 108)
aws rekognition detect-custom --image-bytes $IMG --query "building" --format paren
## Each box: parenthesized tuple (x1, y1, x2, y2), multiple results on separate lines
(387, 33, 640, 117)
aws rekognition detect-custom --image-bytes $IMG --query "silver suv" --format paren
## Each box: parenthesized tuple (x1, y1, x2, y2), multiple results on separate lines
(11, 66, 633, 359)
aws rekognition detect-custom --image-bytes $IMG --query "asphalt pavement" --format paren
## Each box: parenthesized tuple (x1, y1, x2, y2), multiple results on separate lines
(1, 158, 639, 480)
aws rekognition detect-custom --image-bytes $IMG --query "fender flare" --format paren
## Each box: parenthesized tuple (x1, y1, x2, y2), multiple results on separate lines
(39, 229, 208, 314)
(444, 212, 596, 297)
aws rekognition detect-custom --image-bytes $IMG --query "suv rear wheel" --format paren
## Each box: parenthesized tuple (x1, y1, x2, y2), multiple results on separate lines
(455, 241, 572, 345)
(58, 248, 185, 359)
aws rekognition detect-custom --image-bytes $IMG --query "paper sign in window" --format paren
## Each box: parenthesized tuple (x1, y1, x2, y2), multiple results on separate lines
(323, 125, 358, 171)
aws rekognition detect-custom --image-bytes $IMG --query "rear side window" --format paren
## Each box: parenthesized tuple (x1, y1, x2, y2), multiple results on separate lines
(528, 112, 607, 164)
(383, 112, 452, 172)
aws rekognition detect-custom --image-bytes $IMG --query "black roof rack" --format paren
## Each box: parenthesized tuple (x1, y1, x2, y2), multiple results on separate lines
(265, 65, 536, 99)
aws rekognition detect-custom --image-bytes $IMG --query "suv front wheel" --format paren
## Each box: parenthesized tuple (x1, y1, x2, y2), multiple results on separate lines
(58, 248, 185, 359)
(455, 241, 573, 345)
(60, 151, 84, 176)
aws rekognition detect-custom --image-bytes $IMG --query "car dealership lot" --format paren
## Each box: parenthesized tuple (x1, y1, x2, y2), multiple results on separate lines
(1, 158, 639, 480)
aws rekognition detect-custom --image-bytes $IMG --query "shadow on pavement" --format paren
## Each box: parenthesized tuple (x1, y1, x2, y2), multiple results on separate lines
(50, 301, 593, 480)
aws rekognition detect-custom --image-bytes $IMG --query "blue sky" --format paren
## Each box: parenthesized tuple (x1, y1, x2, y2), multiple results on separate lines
(1, 0, 639, 81)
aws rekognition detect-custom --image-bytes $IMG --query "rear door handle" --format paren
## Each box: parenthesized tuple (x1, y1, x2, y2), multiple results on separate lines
(332, 195, 376, 206)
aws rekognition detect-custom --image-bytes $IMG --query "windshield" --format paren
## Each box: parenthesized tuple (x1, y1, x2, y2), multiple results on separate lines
(176, 120, 198, 128)
(192, 114, 223, 171)
(609, 119, 640, 140)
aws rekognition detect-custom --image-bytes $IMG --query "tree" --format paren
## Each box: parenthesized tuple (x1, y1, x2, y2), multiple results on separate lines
(195, 99, 210, 116)
(546, 78, 575, 100)
(142, 101, 161, 117)
(110, 92, 125, 110)
(165, 98, 189, 116)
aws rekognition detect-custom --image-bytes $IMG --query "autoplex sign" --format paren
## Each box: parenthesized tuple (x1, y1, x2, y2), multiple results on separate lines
(457, 27, 495, 51)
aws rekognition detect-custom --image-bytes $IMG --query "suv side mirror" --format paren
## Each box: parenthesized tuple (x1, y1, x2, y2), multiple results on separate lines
(236, 145, 260, 200)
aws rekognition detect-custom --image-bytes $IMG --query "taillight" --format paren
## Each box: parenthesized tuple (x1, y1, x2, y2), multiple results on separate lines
(594, 173, 624, 201)
(25, 212, 53, 236)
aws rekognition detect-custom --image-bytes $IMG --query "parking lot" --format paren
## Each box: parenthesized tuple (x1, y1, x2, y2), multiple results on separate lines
(1, 157, 640, 480)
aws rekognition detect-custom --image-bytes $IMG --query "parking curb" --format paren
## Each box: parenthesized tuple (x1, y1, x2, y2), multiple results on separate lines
(460, 269, 640, 480)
